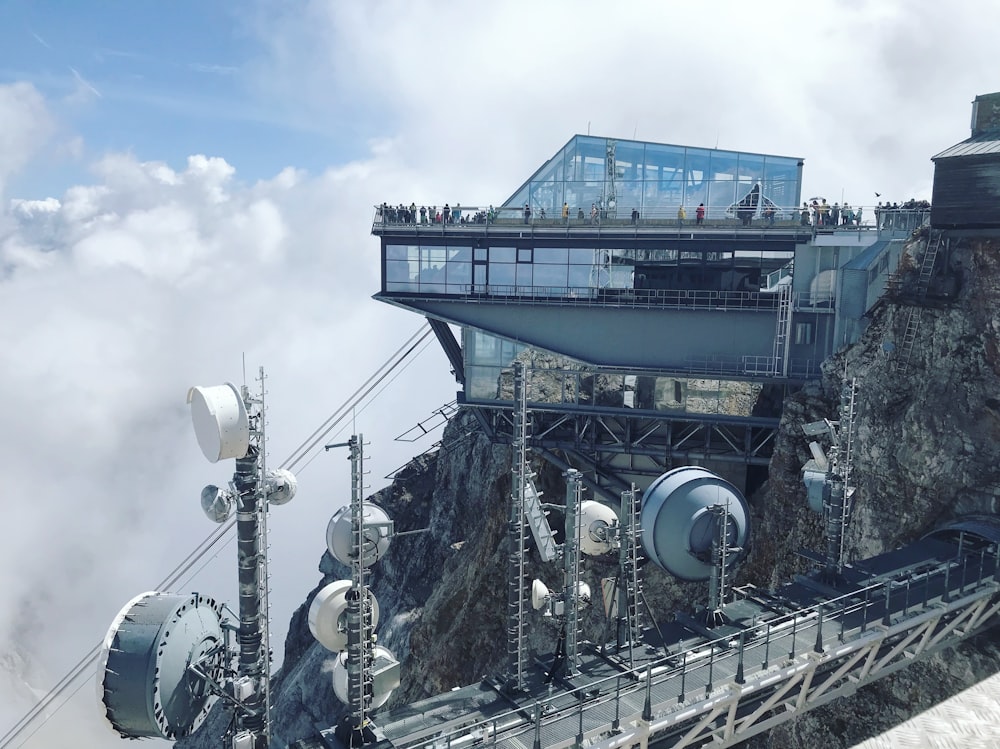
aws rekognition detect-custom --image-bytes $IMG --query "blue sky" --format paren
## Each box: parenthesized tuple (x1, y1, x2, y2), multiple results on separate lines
(3, 1, 1000, 746)
(2, 1, 378, 197)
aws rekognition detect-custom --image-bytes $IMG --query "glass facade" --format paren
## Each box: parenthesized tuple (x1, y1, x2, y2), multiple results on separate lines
(505, 135, 802, 221)
(464, 328, 766, 413)
(385, 243, 789, 299)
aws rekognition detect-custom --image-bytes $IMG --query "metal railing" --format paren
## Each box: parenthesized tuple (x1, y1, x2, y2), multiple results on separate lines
(372, 204, 931, 235)
(389, 545, 999, 749)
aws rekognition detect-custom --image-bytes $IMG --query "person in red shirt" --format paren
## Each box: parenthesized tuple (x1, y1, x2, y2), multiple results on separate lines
(695, 203, 706, 225)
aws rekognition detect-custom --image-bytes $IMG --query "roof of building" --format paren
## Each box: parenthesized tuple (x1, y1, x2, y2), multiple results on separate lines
(932, 131, 1000, 160)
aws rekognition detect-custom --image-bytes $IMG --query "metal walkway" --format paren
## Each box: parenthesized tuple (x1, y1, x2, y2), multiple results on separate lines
(302, 532, 1000, 749)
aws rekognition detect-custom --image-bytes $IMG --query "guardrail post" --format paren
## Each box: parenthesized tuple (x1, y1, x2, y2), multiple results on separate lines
(643, 665, 653, 721)
(576, 695, 584, 748)
(943, 563, 952, 603)
(706, 647, 715, 695)
(861, 586, 870, 632)
(789, 616, 798, 659)
(678, 652, 686, 704)
(839, 597, 847, 642)
(533, 703, 542, 749)
(762, 623, 771, 669)
(882, 581, 892, 626)
(612, 677, 622, 731)
(735, 632, 746, 685)
(814, 605, 825, 654)
(903, 578, 911, 616)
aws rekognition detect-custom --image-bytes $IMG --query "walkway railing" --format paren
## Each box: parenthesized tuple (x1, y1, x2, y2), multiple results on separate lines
(372, 204, 931, 236)
(388, 544, 999, 749)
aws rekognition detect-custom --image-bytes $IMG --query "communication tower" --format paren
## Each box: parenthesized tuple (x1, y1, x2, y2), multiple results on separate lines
(98, 372, 298, 749)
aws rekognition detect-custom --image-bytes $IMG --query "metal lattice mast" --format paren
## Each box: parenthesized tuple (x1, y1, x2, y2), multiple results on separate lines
(507, 363, 531, 691)
(562, 470, 583, 678)
(256, 369, 273, 749)
(706, 500, 732, 627)
(825, 380, 858, 579)
(232, 382, 269, 747)
(617, 485, 643, 666)
(346, 435, 375, 735)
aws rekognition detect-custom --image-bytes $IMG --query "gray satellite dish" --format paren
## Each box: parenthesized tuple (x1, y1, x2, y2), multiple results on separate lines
(331, 646, 400, 709)
(579, 500, 617, 556)
(308, 580, 380, 652)
(264, 468, 297, 505)
(187, 383, 250, 463)
(639, 467, 751, 581)
(200, 484, 235, 523)
(98, 592, 225, 740)
(326, 503, 392, 568)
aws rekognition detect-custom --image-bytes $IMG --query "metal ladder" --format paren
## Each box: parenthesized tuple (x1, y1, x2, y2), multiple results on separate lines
(894, 231, 943, 374)
(507, 362, 532, 691)
(770, 282, 793, 376)
(617, 486, 644, 666)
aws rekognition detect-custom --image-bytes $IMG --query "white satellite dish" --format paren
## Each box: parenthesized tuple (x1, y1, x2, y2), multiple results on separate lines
(579, 500, 617, 556)
(308, 580, 380, 652)
(187, 383, 250, 463)
(326, 503, 392, 568)
(577, 581, 592, 605)
(331, 646, 399, 709)
(531, 579, 551, 611)
(264, 468, 297, 506)
(200, 485, 235, 523)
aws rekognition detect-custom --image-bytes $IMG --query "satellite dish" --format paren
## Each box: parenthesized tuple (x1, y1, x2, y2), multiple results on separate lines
(308, 580, 380, 652)
(579, 501, 617, 556)
(576, 581, 592, 605)
(531, 579, 551, 611)
(98, 592, 225, 740)
(639, 467, 751, 581)
(264, 468, 297, 506)
(200, 485, 234, 523)
(331, 646, 400, 709)
(187, 383, 250, 463)
(326, 503, 392, 568)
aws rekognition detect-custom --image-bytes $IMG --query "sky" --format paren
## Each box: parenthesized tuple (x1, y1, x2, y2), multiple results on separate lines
(0, 0, 998, 746)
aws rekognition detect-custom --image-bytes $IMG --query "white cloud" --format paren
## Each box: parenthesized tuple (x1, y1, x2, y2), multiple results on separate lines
(0, 144, 455, 747)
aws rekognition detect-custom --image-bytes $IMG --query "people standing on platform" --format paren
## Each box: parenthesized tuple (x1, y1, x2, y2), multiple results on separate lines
(523, 203, 531, 224)
(631, 207, 639, 224)
(443, 204, 451, 224)
(590, 203, 599, 225)
(562, 202, 569, 224)
(677, 205, 686, 229)
(831, 203, 840, 226)
(801, 203, 811, 226)
(854, 205, 863, 226)
(453, 203, 462, 223)
(764, 205, 776, 227)
(819, 199, 830, 226)
(419, 206, 427, 224)
(578, 207, 585, 221)
(696, 203, 705, 225)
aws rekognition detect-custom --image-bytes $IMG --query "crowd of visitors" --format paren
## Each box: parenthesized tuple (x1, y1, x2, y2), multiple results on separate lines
(378, 202, 492, 225)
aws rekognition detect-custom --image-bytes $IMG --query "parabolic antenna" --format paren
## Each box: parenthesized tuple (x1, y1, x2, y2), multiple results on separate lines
(326, 503, 392, 568)
(579, 500, 618, 556)
(308, 580, 380, 652)
(264, 468, 297, 505)
(531, 579, 551, 610)
(98, 592, 225, 740)
(201, 485, 235, 523)
(331, 646, 400, 710)
(187, 383, 250, 463)
(639, 467, 751, 581)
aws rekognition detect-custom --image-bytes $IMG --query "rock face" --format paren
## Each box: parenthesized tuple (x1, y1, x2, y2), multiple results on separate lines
(182, 232, 1000, 749)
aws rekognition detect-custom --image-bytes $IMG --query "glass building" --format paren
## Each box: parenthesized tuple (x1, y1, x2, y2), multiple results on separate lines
(503, 135, 803, 220)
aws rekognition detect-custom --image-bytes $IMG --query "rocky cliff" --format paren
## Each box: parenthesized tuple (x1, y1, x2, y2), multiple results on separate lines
(181, 231, 1000, 749)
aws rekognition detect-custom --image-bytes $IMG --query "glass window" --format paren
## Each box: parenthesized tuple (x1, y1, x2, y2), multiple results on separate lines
(517, 248, 533, 263)
(491, 246, 516, 263)
(385, 260, 417, 291)
(568, 247, 594, 265)
(447, 261, 471, 290)
(474, 246, 488, 262)
(447, 246, 471, 262)
(515, 263, 533, 287)
(535, 247, 568, 264)
(533, 263, 568, 289)
(489, 262, 516, 287)
(386, 244, 417, 261)
(568, 264, 592, 287)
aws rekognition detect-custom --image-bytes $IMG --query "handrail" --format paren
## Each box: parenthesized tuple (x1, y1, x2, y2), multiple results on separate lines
(371, 203, 932, 234)
(392, 547, 998, 749)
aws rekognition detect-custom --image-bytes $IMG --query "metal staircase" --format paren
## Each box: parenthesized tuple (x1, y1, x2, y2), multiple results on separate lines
(616, 486, 644, 667)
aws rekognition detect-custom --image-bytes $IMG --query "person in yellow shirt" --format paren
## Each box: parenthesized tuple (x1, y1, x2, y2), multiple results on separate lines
(562, 202, 569, 224)
(677, 205, 687, 229)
